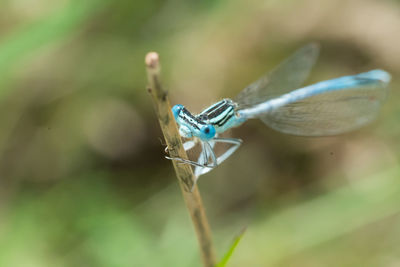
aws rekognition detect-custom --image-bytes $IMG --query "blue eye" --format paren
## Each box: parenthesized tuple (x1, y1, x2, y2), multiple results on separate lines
(172, 104, 184, 119)
(200, 125, 216, 140)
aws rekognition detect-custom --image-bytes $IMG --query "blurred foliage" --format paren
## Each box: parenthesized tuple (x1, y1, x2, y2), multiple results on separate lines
(0, 0, 399, 266)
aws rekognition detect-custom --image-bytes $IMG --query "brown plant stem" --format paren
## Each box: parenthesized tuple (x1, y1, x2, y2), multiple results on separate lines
(145, 52, 217, 267)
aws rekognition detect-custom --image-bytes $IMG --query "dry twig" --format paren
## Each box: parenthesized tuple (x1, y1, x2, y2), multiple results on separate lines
(145, 52, 216, 267)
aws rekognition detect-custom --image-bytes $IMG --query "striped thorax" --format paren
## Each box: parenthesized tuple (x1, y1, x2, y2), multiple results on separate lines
(171, 99, 245, 141)
(197, 99, 245, 134)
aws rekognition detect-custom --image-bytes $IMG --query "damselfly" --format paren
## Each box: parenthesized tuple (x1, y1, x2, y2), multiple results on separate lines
(167, 44, 391, 179)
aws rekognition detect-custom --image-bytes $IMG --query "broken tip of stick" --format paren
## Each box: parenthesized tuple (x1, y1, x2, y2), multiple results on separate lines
(145, 52, 159, 69)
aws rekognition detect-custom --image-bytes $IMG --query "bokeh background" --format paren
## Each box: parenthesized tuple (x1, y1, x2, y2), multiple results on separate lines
(0, 0, 399, 266)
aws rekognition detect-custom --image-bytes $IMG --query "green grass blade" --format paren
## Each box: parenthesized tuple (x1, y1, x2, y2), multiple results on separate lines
(216, 227, 246, 267)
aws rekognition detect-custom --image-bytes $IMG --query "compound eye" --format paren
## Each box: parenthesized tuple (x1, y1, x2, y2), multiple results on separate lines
(172, 104, 184, 119)
(200, 125, 216, 140)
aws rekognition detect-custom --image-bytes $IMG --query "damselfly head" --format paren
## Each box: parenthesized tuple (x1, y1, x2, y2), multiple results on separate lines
(172, 104, 216, 140)
(172, 104, 184, 119)
(177, 122, 216, 140)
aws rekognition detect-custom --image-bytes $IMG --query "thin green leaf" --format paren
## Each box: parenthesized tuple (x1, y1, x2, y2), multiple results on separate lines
(216, 227, 247, 267)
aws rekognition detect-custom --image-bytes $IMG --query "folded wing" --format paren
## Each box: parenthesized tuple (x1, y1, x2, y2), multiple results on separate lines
(235, 43, 320, 109)
(258, 70, 391, 136)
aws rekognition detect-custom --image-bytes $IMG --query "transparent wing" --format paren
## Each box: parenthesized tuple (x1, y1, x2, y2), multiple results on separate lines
(235, 43, 320, 109)
(260, 70, 391, 136)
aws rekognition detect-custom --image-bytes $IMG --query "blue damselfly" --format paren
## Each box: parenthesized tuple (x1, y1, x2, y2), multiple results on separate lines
(167, 44, 391, 180)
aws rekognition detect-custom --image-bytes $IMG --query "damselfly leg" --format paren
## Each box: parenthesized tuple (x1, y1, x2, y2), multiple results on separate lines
(165, 137, 242, 176)
(165, 140, 218, 168)
(194, 138, 243, 177)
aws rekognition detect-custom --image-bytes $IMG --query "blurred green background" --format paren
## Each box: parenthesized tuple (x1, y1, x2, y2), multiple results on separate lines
(0, 0, 399, 266)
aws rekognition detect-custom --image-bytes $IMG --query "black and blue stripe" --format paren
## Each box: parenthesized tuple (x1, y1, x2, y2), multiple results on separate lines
(197, 99, 236, 128)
